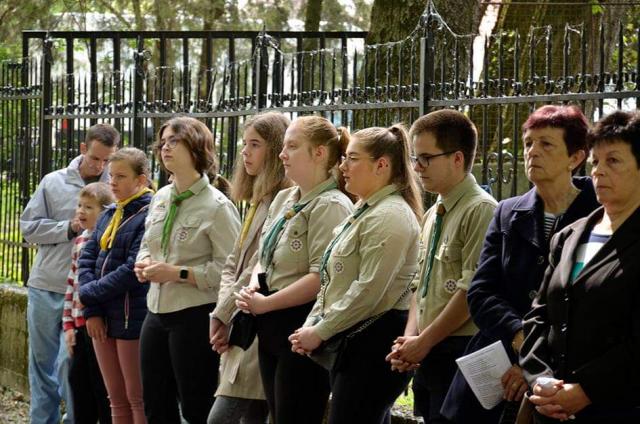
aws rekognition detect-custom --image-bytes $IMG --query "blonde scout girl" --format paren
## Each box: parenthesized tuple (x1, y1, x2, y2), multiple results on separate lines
(208, 112, 291, 424)
(235, 116, 354, 424)
(290, 125, 422, 424)
(134, 117, 240, 424)
(78, 147, 154, 424)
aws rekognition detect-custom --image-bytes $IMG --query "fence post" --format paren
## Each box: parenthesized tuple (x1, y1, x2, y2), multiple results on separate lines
(255, 33, 269, 110)
(20, 36, 32, 284)
(133, 36, 145, 148)
(419, 13, 433, 117)
(40, 36, 53, 181)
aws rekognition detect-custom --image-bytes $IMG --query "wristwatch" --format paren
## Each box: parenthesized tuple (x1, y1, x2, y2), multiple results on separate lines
(179, 267, 189, 281)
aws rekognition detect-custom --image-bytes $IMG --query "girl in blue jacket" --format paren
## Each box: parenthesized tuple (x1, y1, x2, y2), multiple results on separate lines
(79, 147, 153, 424)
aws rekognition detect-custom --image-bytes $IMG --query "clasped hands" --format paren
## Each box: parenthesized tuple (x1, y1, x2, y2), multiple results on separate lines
(385, 334, 430, 372)
(134, 258, 178, 283)
(529, 377, 591, 421)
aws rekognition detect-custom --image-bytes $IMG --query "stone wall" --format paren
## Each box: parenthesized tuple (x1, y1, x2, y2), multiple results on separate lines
(0, 284, 29, 395)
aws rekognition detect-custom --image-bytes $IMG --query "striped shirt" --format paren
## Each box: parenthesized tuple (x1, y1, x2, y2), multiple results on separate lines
(570, 231, 611, 283)
(62, 230, 91, 331)
(543, 212, 557, 240)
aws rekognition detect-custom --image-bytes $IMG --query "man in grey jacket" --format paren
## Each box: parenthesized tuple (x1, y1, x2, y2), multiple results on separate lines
(20, 124, 119, 424)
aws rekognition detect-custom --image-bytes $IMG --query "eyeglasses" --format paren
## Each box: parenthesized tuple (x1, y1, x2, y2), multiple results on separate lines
(159, 137, 179, 150)
(410, 150, 457, 168)
(340, 155, 376, 165)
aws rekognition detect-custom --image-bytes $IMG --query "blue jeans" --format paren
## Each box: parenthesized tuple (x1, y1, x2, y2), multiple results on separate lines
(207, 396, 268, 424)
(27, 287, 74, 424)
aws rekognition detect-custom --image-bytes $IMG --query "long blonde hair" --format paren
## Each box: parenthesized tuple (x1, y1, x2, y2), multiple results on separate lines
(230, 112, 292, 203)
(352, 125, 423, 220)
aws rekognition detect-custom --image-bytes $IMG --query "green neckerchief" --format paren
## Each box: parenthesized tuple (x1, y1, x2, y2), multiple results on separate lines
(161, 189, 195, 256)
(260, 178, 338, 270)
(420, 202, 446, 298)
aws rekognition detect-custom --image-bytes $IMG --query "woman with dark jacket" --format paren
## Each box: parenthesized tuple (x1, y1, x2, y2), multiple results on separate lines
(442, 105, 600, 424)
(520, 110, 640, 423)
(79, 147, 153, 424)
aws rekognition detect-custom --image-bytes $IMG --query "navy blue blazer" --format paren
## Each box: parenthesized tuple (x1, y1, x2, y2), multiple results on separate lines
(78, 193, 152, 339)
(441, 177, 599, 423)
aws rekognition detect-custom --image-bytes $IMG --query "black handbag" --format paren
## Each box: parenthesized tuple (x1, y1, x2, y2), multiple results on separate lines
(308, 287, 412, 372)
(227, 272, 270, 350)
(308, 331, 348, 372)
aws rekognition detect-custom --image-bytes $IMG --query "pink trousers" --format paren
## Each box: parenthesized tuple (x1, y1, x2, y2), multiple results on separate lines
(93, 337, 146, 424)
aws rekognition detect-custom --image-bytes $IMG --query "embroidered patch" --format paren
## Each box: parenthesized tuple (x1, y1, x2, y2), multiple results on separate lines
(443, 279, 457, 294)
(334, 261, 344, 274)
(177, 227, 190, 242)
(290, 238, 303, 252)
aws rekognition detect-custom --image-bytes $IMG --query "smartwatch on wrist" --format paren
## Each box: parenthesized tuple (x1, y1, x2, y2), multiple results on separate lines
(179, 267, 189, 281)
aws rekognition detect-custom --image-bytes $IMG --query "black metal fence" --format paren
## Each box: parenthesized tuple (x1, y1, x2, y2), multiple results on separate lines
(2, 1, 640, 283)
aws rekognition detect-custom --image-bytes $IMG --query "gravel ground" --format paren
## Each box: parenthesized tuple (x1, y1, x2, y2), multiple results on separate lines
(0, 386, 29, 423)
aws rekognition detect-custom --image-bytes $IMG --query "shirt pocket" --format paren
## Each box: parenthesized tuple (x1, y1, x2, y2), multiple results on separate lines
(328, 231, 359, 280)
(146, 208, 167, 249)
(174, 216, 203, 244)
(281, 220, 309, 273)
(435, 241, 462, 295)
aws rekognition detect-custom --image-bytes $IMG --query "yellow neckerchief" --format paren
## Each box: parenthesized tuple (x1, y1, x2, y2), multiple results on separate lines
(100, 187, 153, 250)
(237, 202, 258, 249)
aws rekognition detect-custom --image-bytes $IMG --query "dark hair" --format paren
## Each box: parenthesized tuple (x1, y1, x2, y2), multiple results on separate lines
(409, 109, 477, 173)
(154, 117, 216, 175)
(85, 123, 120, 148)
(353, 125, 423, 220)
(293, 116, 351, 197)
(79, 182, 114, 207)
(109, 147, 154, 189)
(588, 110, 640, 168)
(522, 105, 589, 168)
(231, 112, 292, 203)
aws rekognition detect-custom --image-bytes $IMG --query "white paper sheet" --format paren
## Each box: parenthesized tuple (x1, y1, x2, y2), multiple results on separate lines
(455, 340, 512, 410)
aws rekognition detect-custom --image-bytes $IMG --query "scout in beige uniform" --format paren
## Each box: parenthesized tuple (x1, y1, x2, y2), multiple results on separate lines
(386, 110, 497, 424)
(235, 116, 354, 424)
(207, 112, 291, 424)
(290, 125, 423, 424)
(134, 117, 240, 424)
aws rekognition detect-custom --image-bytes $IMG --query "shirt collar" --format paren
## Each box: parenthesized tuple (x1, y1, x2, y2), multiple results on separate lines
(360, 184, 398, 208)
(439, 174, 477, 212)
(297, 176, 337, 204)
(171, 173, 209, 197)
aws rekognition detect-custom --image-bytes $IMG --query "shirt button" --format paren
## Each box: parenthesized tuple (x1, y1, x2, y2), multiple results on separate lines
(537, 256, 545, 265)
(528, 290, 537, 300)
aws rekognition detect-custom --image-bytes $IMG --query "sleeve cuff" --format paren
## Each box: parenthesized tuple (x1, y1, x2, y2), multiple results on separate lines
(313, 321, 335, 341)
(192, 266, 217, 292)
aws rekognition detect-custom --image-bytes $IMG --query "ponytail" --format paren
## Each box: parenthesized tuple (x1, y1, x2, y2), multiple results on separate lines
(334, 126, 355, 201)
(352, 124, 423, 220)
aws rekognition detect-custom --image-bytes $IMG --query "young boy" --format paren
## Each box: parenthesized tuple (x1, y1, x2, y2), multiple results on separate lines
(62, 182, 114, 423)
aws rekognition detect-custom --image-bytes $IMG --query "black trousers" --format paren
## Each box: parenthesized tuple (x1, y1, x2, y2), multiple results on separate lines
(413, 336, 471, 424)
(140, 304, 219, 424)
(68, 326, 112, 424)
(256, 301, 330, 424)
(328, 309, 411, 424)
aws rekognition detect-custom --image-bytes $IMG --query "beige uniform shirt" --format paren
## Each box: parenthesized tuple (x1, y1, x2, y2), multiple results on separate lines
(137, 175, 241, 314)
(213, 198, 271, 400)
(304, 185, 421, 341)
(259, 177, 354, 292)
(416, 174, 497, 336)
